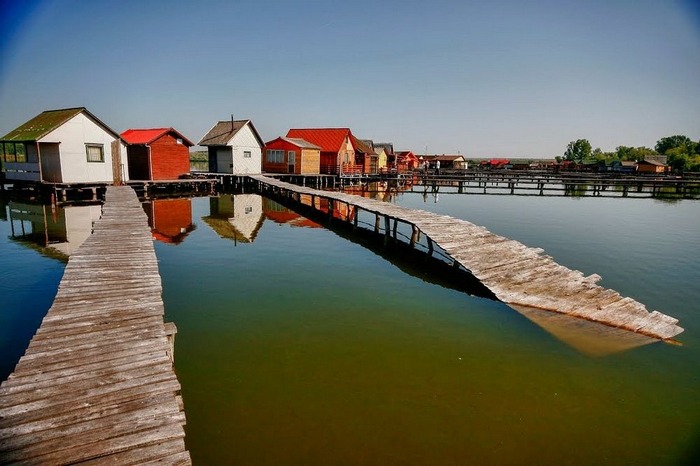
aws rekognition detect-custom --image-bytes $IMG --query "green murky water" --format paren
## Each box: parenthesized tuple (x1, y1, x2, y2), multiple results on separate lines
(2, 191, 699, 464)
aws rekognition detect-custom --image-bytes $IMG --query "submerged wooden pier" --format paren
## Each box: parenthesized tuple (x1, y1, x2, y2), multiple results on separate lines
(251, 175, 683, 341)
(0, 186, 190, 464)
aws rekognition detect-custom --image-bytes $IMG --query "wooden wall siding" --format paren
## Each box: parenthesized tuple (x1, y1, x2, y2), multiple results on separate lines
(150, 134, 190, 180)
(250, 174, 684, 341)
(300, 148, 320, 174)
(230, 125, 262, 175)
(263, 139, 320, 174)
(0, 186, 191, 464)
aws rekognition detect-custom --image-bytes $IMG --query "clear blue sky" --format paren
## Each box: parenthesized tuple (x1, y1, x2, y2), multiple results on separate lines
(1, 0, 698, 157)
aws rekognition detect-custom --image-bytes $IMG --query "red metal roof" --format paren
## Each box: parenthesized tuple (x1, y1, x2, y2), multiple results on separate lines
(121, 128, 194, 146)
(285, 128, 351, 153)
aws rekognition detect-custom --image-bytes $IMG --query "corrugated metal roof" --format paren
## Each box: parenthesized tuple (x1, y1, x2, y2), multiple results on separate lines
(281, 137, 321, 150)
(121, 128, 194, 146)
(285, 128, 351, 153)
(1, 107, 85, 141)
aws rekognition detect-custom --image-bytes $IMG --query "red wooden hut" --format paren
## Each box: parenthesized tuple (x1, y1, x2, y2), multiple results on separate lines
(262, 137, 321, 174)
(121, 127, 193, 180)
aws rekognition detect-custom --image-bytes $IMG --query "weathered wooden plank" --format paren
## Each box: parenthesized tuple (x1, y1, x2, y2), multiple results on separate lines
(6, 423, 186, 465)
(0, 392, 180, 441)
(78, 439, 189, 466)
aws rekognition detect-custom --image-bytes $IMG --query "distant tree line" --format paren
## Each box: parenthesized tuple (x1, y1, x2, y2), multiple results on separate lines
(558, 135, 700, 172)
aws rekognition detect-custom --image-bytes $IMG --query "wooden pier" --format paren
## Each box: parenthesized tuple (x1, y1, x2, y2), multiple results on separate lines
(251, 175, 683, 341)
(0, 186, 190, 464)
(400, 171, 700, 198)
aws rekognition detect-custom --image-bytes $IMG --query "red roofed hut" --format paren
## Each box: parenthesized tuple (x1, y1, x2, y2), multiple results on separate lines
(285, 128, 356, 175)
(121, 128, 193, 180)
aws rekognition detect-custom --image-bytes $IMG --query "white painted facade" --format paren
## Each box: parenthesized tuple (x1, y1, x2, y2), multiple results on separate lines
(227, 124, 262, 175)
(36, 112, 128, 183)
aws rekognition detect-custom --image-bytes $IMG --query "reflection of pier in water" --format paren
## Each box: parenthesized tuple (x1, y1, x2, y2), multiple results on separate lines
(252, 174, 682, 345)
(261, 197, 658, 356)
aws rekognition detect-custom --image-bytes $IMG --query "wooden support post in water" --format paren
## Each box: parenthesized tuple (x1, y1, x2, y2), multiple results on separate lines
(410, 225, 419, 247)
(392, 218, 398, 241)
(384, 215, 391, 246)
(375, 213, 380, 234)
(427, 237, 434, 256)
(353, 206, 359, 230)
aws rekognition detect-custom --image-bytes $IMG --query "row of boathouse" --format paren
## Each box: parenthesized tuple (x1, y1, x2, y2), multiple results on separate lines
(1, 107, 676, 191)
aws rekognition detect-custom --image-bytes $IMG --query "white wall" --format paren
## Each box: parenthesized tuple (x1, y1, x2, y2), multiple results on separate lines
(40, 112, 118, 183)
(229, 124, 262, 175)
(229, 194, 263, 241)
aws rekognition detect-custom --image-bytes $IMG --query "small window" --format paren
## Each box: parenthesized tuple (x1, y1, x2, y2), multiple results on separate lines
(244, 150, 251, 158)
(288, 151, 295, 162)
(15, 143, 26, 163)
(176, 138, 183, 145)
(245, 206, 252, 214)
(86, 144, 104, 163)
(4, 142, 16, 163)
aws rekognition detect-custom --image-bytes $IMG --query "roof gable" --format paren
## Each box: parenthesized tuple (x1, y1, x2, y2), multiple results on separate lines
(285, 128, 351, 153)
(1, 107, 120, 142)
(351, 136, 377, 155)
(121, 128, 194, 146)
(198, 119, 264, 147)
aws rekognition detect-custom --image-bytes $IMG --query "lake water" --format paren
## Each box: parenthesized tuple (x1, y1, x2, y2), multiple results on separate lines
(1, 189, 699, 464)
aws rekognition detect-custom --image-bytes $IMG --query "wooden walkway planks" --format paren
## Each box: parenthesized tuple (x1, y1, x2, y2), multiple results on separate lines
(251, 174, 683, 341)
(0, 186, 191, 465)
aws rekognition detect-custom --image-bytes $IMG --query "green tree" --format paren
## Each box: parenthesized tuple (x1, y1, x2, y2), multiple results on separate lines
(564, 139, 591, 163)
(615, 145, 657, 161)
(655, 135, 693, 155)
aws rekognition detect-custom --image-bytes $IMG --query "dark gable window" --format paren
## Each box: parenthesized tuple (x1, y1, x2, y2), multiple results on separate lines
(86, 144, 104, 163)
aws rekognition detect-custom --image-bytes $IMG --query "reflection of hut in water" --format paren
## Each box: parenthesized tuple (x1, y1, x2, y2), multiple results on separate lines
(0, 196, 8, 221)
(142, 198, 195, 244)
(202, 194, 264, 243)
(8, 201, 102, 260)
(262, 198, 321, 228)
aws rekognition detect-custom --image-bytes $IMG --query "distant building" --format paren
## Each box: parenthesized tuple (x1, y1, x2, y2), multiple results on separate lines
(392, 151, 419, 171)
(351, 136, 378, 174)
(121, 127, 193, 180)
(262, 137, 321, 174)
(0, 107, 127, 184)
(198, 119, 264, 175)
(636, 159, 667, 174)
(422, 154, 468, 169)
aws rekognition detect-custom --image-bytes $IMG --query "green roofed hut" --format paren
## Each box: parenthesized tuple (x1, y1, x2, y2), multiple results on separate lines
(0, 107, 128, 184)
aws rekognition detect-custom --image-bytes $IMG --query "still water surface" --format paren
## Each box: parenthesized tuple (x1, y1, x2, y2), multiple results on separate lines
(1, 191, 699, 464)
